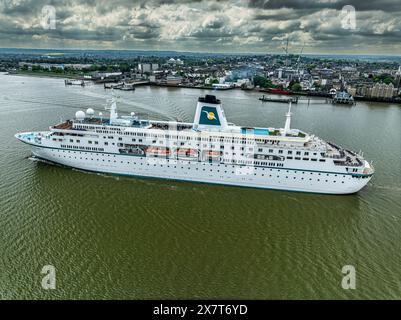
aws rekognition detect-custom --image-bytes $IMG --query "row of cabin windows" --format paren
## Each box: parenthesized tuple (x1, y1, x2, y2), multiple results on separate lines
(53, 150, 351, 183)
(59, 138, 326, 164)
(54, 149, 355, 179)
(60, 145, 104, 151)
(106, 130, 263, 142)
(286, 157, 326, 162)
(258, 148, 318, 157)
(69, 134, 315, 156)
(59, 136, 319, 161)
(90, 128, 311, 147)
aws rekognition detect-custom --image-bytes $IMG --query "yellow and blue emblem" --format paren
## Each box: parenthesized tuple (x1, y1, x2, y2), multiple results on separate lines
(199, 106, 220, 125)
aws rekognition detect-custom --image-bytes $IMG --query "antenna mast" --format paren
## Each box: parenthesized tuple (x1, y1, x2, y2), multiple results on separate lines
(283, 101, 292, 136)
(106, 89, 118, 124)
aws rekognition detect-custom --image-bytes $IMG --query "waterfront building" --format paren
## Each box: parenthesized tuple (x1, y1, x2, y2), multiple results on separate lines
(138, 63, 152, 73)
(395, 66, 401, 90)
(166, 75, 183, 85)
(370, 82, 395, 98)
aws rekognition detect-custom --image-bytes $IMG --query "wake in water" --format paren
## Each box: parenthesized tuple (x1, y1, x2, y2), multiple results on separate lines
(371, 184, 401, 193)
(78, 90, 179, 121)
(28, 156, 57, 167)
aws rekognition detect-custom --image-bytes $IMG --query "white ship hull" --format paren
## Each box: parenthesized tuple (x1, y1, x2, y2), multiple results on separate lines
(29, 145, 371, 194)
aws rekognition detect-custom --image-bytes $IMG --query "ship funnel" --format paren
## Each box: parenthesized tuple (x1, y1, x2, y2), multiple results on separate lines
(193, 95, 228, 131)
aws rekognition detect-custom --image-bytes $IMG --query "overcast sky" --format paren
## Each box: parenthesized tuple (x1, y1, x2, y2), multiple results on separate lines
(1, 0, 401, 54)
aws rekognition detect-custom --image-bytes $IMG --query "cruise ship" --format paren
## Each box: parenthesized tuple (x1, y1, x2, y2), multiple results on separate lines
(15, 94, 374, 194)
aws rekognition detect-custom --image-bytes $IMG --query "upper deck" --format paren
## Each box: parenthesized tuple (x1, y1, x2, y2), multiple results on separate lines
(51, 116, 311, 144)
(47, 94, 368, 169)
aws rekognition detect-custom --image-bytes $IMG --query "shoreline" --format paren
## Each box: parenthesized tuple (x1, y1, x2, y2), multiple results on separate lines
(6, 71, 401, 104)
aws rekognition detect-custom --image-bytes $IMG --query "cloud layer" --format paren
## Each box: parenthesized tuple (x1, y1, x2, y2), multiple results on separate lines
(1, 0, 401, 54)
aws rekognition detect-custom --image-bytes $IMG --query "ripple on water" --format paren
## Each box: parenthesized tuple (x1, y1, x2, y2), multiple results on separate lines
(1, 74, 401, 299)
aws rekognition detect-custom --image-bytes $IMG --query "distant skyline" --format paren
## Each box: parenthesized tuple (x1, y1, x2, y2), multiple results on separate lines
(1, 0, 401, 55)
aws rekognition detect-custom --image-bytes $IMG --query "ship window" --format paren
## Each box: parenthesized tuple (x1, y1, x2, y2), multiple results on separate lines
(319, 159, 326, 162)
(296, 151, 301, 155)
(288, 151, 292, 155)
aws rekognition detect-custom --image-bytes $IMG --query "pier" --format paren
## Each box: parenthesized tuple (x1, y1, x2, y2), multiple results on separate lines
(65, 79, 85, 86)
(104, 82, 135, 91)
(259, 95, 298, 104)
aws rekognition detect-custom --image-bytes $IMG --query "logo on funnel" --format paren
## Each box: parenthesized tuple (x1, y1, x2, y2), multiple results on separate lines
(199, 106, 220, 125)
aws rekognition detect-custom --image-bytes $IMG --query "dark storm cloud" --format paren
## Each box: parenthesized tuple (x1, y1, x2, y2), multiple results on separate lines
(248, 0, 401, 12)
(0, 0, 400, 54)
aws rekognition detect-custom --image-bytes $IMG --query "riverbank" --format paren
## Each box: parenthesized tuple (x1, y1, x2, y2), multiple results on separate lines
(7, 71, 401, 104)
(8, 70, 85, 79)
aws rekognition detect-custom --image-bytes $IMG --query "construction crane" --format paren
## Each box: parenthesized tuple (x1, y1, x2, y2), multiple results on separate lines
(282, 37, 289, 67)
(296, 43, 305, 81)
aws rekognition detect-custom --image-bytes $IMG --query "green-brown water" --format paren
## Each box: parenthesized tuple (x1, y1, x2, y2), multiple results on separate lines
(1, 73, 401, 299)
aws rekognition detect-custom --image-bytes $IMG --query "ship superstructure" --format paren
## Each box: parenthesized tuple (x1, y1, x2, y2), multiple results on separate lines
(15, 94, 374, 194)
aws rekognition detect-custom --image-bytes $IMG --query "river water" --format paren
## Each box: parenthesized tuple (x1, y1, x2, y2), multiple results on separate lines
(1, 73, 401, 299)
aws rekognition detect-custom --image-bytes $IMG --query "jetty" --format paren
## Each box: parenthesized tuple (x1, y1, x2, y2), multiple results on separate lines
(259, 95, 298, 104)
(104, 82, 135, 91)
(65, 79, 85, 86)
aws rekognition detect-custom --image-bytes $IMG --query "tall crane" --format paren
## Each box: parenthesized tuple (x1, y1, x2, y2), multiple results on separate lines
(282, 37, 289, 67)
(296, 43, 305, 81)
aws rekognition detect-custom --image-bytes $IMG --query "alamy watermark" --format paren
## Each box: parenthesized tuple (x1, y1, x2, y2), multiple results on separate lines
(341, 5, 356, 30)
(341, 265, 356, 290)
(41, 265, 56, 290)
(144, 123, 256, 177)
(41, 5, 56, 30)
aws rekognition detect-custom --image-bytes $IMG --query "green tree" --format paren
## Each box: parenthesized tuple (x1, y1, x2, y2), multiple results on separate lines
(32, 65, 41, 72)
(291, 82, 302, 92)
(253, 75, 272, 88)
(373, 74, 394, 85)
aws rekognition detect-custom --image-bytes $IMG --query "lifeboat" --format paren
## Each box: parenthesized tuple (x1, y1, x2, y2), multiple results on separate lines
(146, 146, 171, 157)
(176, 148, 199, 160)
